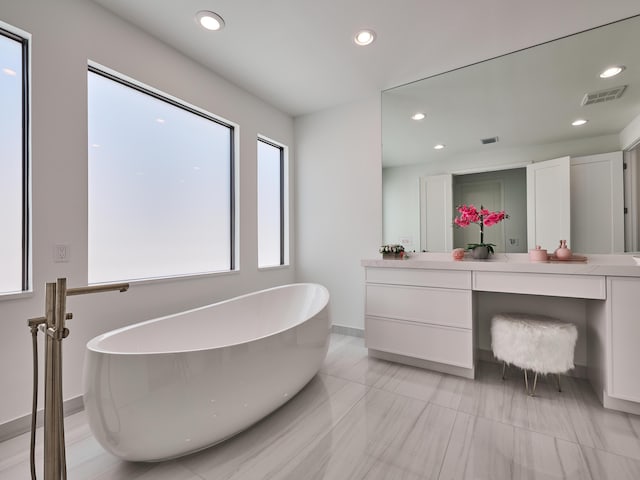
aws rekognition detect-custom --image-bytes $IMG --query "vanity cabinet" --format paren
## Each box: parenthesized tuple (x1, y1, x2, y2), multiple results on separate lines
(362, 255, 640, 414)
(364, 267, 475, 377)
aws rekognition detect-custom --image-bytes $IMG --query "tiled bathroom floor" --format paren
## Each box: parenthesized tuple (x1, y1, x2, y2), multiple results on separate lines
(1, 334, 640, 479)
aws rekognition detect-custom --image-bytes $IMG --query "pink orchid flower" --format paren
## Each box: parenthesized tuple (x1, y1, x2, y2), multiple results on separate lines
(453, 204, 508, 253)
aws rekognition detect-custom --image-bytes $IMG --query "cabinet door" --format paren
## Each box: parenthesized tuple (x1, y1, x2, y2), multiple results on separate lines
(570, 152, 624, 253)
(608, 277, 640, 402)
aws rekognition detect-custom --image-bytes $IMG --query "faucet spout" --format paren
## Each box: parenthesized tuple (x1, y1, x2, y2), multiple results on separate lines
(66, 282, 130, 297)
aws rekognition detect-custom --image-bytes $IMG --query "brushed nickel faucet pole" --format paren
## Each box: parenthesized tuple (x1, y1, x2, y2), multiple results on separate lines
(43, 280, 62, 480)
(29, 278, 129, 480)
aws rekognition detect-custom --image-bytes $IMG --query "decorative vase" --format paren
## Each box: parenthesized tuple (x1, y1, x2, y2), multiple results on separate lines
(471, 245, 490, 259)
(554, 240, 572, 260)
(452, 248, 465, 261)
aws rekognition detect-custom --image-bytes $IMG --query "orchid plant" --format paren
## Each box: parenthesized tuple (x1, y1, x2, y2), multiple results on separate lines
(453, 204, 508, 254)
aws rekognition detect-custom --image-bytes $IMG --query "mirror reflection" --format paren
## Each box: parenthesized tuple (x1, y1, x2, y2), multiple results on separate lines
(382, 15, 640, 254)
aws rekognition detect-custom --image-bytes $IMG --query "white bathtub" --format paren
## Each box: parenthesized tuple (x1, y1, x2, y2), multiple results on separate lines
(82, 283, 330, 462)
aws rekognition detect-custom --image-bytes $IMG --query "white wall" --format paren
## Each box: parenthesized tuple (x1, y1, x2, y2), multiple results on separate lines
(382, 166, 421, 252)
(0, 0, 294, 425)
(295, 98, 381, 329)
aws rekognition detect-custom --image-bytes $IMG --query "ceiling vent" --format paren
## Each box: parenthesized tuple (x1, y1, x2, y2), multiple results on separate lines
(481, 136, 499, 145)
(581, 85, 627, 106)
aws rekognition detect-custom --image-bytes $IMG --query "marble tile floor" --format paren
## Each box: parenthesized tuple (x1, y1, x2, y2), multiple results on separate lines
(2, 333, 640, 479)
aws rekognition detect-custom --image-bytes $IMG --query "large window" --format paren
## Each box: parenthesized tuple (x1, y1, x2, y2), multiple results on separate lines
(88, 67, 234, 284)
(257, 138, 287, 267)
(0, 27, 29, 294)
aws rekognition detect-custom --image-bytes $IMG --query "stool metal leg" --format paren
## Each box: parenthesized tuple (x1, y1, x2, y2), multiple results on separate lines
(502, 361, 507, 380)
(556, 374, 562, 392)
(524, 370, 539, 396)
(531, 371, 538, 396)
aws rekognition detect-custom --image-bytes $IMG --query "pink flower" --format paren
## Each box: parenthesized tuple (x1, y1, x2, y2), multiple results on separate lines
(453, 205, 507, 229)
(456, 205, 480, 224)
(483, 212, 503, 226)
(454, 217, 470, 227)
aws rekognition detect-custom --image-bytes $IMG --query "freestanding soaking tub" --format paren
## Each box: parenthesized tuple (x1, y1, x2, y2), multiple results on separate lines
(83, 283, 330, 462)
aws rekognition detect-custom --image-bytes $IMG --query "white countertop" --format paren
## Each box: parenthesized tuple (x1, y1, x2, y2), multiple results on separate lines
(362, 253, 640, 277)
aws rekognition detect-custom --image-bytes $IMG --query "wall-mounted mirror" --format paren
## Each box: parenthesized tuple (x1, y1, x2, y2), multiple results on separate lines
(382, 15, 640, 254)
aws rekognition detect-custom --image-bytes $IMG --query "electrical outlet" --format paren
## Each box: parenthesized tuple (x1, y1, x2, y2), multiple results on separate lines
(54, 244, 70, 263)
(509, 238, 519, 246)
(399, 235, 413, 246)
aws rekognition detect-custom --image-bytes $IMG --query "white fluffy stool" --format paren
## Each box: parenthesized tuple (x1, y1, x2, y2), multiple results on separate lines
(491, 313, 578, 395)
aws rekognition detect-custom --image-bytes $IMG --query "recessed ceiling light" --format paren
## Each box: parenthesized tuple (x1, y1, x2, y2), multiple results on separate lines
(434, 144, 445, 150)
(2, 67, 16, 76)
(572, 119, 588, 126)
(411, 113, 425, 120)
(354, 29, 376, 46)
(599, 66, 625, 78)
(156, 118, 166, 124)
(196, 10, 225, 31)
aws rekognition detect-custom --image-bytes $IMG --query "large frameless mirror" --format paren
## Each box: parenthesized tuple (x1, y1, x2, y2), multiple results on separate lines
(382, 15, 640, 254)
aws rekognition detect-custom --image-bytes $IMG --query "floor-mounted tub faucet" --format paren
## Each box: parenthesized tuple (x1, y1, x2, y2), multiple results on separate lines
(28, 278, 129, 480)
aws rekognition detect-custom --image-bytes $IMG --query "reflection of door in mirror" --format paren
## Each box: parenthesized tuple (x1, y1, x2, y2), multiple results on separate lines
(527, 156, 571, 252)
(452, 169, 527, 253)
(624, 145, 640, 252)
(419, 174, 452, 252)
(571, 152, 624, 253)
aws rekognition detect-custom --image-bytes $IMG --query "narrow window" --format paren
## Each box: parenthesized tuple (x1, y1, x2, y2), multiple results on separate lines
(257, 138, 286, 267)
(88, 67, 235, 283)
(0, 27, 29, 294)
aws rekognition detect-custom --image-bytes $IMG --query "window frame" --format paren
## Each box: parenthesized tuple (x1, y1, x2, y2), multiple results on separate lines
(0, 24, 30, 295)
(257, 136, 287, 268)
(87, 64, 237, 283)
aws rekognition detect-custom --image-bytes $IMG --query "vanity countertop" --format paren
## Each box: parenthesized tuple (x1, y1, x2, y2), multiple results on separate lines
(362, 253, 640, 277)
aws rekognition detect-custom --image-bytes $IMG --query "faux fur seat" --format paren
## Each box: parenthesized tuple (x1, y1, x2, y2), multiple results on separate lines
(491, 313, 578, 394)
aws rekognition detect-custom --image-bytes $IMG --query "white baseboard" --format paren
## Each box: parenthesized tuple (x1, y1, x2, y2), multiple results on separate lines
(331, 324, 364, 338)
(602, 393, 640, 416)
(0, 396, 84, 443)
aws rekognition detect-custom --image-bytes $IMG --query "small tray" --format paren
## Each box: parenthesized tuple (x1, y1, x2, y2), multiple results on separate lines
(548, 254, 588, 262)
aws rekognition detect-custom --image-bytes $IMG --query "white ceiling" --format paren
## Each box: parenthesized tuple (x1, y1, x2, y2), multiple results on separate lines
(90, 0, 640, 117)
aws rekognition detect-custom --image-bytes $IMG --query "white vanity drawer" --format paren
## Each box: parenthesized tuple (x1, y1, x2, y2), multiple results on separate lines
(366, 267, 471, 290)
(365, 316, 473, 369)
(366, 284, 472, 329)
(472, 271, 606, 299)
